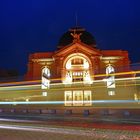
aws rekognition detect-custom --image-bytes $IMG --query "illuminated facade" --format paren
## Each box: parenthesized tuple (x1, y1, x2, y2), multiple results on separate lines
(25, 27, 136, 107)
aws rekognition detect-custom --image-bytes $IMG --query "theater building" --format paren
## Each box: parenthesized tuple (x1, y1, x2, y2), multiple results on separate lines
(25, 27, 138, 108)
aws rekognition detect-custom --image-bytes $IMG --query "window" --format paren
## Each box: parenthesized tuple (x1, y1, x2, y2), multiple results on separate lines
(84, 90, 92, 106)
(64, 90, 92, 106)
(73, 90, 83, 106)
(108, 90, 115, 96)
(71, 58, 83, 65)
(42, 67, 50, 89)
(106, 64, 115, 88)
(106, 64, 115, 75)
(72, 71, 83, 82)
(64, 91, 72, 106)
(42, 77, 50, 89)
(42, 92, 47, 96)
(42, 68, 50, 78)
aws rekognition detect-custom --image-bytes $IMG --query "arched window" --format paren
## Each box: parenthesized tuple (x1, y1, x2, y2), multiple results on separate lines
(41, 67, 50, 89)
(106, 64, 115, 95)
(64, 54, 92, 84)
(106, 64, 115, 88)
(106, 64, 115, 75)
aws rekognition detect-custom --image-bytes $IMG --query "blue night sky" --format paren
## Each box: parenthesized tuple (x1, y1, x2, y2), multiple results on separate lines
(0, 0, 140, 75)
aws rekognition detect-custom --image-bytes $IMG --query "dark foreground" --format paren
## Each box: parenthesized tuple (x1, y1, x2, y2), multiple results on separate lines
(0, 124, 139, 140)
(0, 113, 139, 140)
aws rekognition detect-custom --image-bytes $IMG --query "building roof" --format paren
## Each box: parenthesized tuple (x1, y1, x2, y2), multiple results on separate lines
(57, 26, 96, 49)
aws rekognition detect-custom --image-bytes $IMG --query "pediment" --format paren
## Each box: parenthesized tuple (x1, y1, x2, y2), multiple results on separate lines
(54, 42, 101, 57)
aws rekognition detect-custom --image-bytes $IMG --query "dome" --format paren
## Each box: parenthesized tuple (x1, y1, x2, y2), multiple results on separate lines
(57, 27, 96, 49)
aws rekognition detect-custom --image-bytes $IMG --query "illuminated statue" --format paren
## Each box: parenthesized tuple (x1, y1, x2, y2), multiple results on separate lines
(70, 30, 82, 42)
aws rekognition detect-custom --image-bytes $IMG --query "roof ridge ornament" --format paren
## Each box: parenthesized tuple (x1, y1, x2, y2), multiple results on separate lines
(70, 29, 82, 43)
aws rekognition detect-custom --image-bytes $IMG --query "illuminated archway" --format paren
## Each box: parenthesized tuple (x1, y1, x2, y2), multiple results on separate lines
(63, 53, 92, 84)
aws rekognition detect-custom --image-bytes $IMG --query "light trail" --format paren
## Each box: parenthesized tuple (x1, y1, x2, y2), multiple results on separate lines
(0, 118, 37, 123)
(0, 84, 41, 90)
(0, 82, 139, 93)
(0, 100, 139, 105)
(0, 80, 41, 87)
(0, 124, 99, 136)
(0, 72, 139, 107)
(0, 70, 140, 87)
(0, 123, 139, 139)
(0, 76, 140, 91)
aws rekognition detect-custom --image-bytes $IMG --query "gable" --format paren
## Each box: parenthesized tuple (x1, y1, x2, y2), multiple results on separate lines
(54, 42, 101, 57)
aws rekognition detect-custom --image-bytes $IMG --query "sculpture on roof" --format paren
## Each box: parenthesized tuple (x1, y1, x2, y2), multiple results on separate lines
(70, 29, 82, 42)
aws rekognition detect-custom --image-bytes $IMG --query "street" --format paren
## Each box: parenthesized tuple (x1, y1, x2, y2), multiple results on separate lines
(0, 114, 139, 140)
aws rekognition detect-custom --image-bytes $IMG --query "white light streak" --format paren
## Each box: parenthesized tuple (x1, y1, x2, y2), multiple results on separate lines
(0, 100, 138, 105)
